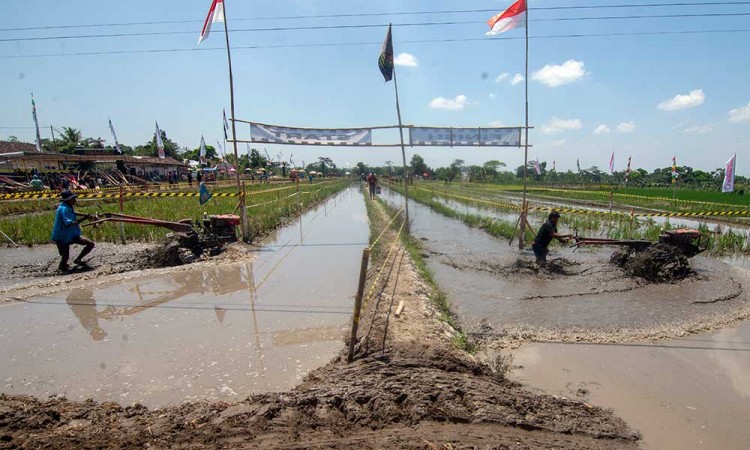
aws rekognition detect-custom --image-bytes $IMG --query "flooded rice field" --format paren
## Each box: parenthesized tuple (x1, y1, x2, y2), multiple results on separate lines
(511, 321, 750, 450)
(382, 187, 750, 340)
(0, 187, 369, 407)
(384, 186, 750, 449)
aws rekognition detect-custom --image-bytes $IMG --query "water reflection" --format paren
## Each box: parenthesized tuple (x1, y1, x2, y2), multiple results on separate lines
(1, 186, 368, 406)
(65, 288, 107, 341)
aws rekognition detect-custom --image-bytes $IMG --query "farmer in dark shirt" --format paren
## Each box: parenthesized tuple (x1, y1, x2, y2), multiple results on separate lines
(531, 211, 572, 265)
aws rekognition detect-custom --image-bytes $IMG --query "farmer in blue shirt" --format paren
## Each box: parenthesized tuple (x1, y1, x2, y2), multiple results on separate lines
(51, 190, 95, 272)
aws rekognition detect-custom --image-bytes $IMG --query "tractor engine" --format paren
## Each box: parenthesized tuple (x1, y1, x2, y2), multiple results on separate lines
(204, 214, 240, 243)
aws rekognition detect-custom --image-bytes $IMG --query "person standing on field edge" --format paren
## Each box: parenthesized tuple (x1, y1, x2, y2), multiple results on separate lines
(51, 190, 95, 272)
(531, 211, 572, 265)
(366, 172, 378, 199)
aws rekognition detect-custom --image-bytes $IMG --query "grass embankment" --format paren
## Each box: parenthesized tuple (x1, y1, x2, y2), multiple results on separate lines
(0, 181, 299, 216)
(0, 181, 347, 245)
(428, 181, 750, 213)
(391, 182, 533, 242)
(396, 182, 750, 255)
(365, 190, 473, 352)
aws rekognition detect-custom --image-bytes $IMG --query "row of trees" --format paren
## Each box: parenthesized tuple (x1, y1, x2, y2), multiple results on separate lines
(5, 128, 346, 177)
(6, 130, 741, 189)
(353, 155, 746, 191)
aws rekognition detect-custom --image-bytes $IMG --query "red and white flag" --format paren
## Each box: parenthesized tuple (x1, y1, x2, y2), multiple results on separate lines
(486, 0, 527, 36)
(533, 157, 541, 175)
(198, 0, 225, 44)
(609, 151, 615, 174)
(723, 154, 736, 193)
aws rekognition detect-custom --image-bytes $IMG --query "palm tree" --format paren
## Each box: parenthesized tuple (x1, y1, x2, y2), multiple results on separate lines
(58, 127, 82, 153)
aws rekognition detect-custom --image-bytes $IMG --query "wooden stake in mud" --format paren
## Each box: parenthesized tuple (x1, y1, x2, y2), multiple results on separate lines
(118, 185, 126, 244)
(347, 247, 371, 363)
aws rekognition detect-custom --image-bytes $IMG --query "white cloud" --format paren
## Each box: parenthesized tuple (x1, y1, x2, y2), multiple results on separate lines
(488, 93, 497, 100)
(728, 101, 750, 123)
(510, 73, 524, 85)
(394, 53, 418, 67)
(542, 117, 583, 134)
(593, 124, 611, 135)
(489, 120, 504, 127)
(683, 125, 713, 134)
(531, 60, 587, 87)
(657, 89, 705, 111)
(616, 121, 636, 133)
(494, 72, 509, 83)
(429, 95, 469, 110)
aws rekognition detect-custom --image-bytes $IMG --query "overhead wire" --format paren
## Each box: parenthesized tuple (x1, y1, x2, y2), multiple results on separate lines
(1, 1, 749, 32)
(2, 12, 750, 43)
(3, 28, 750, 60)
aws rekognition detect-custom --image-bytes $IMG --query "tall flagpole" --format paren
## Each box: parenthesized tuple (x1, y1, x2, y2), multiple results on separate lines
(519, 3, 530, 249)
(221, 0, 248, 241)
(393, 65, 410, 230)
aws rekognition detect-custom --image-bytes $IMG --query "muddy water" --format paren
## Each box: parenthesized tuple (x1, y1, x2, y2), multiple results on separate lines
(0, 187, 368, 407)
(382, 188, 750, 334)
(511, 321, 750, 450)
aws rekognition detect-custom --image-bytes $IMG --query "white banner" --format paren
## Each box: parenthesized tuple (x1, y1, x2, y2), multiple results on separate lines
(409, 127, 521, 147)
(250, 123, 372, 146)
(722, 154, 736, 193)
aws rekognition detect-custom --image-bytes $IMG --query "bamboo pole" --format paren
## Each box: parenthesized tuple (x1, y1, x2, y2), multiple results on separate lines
(222, 0, 248, 242)
(393, 58, 410, 230)
(519, 6, 530, 250)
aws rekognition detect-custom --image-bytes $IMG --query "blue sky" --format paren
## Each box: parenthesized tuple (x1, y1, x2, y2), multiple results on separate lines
(1, 0, 748, 174)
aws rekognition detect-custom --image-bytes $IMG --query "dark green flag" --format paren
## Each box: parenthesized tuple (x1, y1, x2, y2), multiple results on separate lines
(378, 24, 394, 82)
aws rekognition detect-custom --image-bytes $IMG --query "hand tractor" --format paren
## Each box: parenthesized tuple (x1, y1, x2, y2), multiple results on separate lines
(85, 212, 240, 257)
(572, 228, 706, 258)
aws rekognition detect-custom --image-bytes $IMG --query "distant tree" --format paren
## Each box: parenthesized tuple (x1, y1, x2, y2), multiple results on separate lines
(6, 136, 19, 142)
(318, 156, 335, 174)
(183, 144, 218, 163)
(483, 160, 506, 178)
(410, 154, 429, 177)
(133, 128, 180, 159)
(58, 127, 82, 153)
(249, 148, 267, 169)
(356, 161, 367, 175)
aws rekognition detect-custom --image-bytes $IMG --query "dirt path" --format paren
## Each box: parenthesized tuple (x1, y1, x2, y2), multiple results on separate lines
(0, 197, 640, 449)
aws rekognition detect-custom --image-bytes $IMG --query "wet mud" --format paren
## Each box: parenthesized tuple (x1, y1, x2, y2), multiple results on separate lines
(0, 188, 368, 408)
(380, 188, 750, 347)
(0, 188, 642, 449)
(0, 343, 639, 449)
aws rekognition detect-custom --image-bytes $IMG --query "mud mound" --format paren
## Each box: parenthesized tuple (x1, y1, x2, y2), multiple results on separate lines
(511, 257, 581, 275)
(0, 345, 640, 449)
(613, 244, 693, 283)
(142, 241, 195, 268)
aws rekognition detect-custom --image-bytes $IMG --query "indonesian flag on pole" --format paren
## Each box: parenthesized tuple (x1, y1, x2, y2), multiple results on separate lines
(486, 0, 527, 36)
(723, 154, 736, 193)
(198, 0, 225, 44)
(609, 151, 615, 174)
